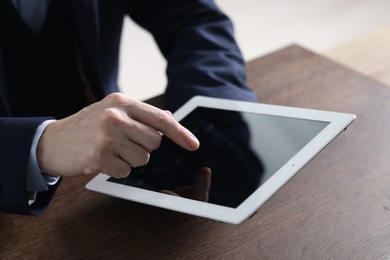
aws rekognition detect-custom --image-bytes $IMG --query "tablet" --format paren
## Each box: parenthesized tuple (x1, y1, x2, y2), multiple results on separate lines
(86, 96, 355, 224)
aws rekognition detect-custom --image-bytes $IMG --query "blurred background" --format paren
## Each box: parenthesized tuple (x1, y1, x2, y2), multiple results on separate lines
(118, 0, 390, 101)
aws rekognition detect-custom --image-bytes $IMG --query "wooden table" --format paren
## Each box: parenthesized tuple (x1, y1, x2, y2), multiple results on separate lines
(1, 45, 390, 259)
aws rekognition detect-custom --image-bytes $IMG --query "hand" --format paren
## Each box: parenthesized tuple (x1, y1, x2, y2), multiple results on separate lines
(36, 93, 199, 178)
(161, 167, 212, 202)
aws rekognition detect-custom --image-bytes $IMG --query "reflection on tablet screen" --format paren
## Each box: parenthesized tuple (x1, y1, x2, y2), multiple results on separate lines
(109, 107, 329, 208)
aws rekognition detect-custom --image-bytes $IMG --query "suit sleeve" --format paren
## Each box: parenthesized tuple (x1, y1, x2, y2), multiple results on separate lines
(127, 0, 257, 111)
(0, 117, 61, 215)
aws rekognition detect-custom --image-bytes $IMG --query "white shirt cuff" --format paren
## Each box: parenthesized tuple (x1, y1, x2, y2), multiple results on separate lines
(26, 120, 60, 205)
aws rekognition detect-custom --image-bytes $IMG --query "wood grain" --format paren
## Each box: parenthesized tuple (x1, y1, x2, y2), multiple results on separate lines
(1, 45, 390, 259)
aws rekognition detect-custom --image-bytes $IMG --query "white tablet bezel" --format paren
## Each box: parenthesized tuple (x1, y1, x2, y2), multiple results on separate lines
(86, 96, 355, 224)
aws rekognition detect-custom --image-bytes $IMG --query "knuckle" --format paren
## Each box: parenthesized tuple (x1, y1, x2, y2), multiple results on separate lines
(149, 134, 162, 151)
(99, 108, 127, 130)
(101, 108, 121, 123)
(133, 152, 150, 167)
(111, 166, 131, 178)
(176, 125, 185, 136)
(104, 92, 127, 105)
(155, 110, 185, 139)
(156, 109, 169, 124)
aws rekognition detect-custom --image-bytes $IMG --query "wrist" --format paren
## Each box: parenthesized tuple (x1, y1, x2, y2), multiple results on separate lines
(36, 120, 57, 176)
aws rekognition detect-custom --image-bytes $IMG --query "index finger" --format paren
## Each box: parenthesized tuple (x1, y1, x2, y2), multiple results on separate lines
(126, 100, 200, 151)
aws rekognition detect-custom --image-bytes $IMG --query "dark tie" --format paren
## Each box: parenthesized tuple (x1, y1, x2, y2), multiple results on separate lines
(10, 0, 50, 34)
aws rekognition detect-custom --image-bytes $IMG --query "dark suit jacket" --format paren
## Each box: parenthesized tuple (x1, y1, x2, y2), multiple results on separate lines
(0, 0, 256, 214)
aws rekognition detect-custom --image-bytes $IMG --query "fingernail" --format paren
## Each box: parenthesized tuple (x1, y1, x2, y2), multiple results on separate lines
(189, 135, 200, 150)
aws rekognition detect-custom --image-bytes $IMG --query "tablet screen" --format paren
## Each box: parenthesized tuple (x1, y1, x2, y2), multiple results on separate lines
(109, 107, 329, 208)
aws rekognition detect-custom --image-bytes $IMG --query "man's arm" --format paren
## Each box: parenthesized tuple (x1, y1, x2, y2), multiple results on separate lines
(0, 117, 60, 215)
(127, 0, 257, 111)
